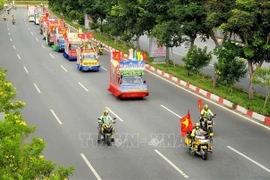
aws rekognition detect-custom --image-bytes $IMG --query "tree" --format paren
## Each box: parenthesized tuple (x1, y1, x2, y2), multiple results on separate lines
(252, 67, 270, 109)
(220, 0, 270, 99)
(0, 68, 74, 179)
(182, 45, 212, 76)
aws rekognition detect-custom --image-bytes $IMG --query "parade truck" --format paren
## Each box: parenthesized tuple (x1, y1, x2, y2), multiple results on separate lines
(45, 20, 60, 46)
(76, 40, 100, 71)
(52, 27, 67, 52)
(108, 50, 149, 99)
(63, 33, 83, 61)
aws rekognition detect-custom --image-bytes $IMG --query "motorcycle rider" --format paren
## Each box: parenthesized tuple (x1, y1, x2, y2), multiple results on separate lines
(12, 18, 15, 24)
(3, 14, 7, 20)
(189, 123, 205, 152)
(97, 109, 115, 142)
(200, 104, 214, 128)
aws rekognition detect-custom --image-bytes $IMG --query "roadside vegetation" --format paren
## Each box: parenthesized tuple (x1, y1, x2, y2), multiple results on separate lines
(4, 0, 48, 6)
(48, 0, 270, 117)
(0, 68, 74, 179)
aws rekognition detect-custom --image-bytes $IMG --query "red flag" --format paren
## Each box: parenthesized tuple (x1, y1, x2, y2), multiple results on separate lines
(86, 34, 92, 39)
(198, 99, 203, 113)
(77, 33, 85, 39)
(180, 110, 193, 137)
(142, 51, 147, 61)
(112, 52, 120, 61)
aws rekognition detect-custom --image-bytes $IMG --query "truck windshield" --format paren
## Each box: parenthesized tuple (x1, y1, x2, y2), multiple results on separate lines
(70, 44, 80, 50)
(121, 76, 143, 84)
(83, 54, 96, 59)
(59, 39, 65, 43)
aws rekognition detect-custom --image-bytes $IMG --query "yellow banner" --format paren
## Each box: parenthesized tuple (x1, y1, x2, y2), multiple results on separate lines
(82, 60, 98, 66)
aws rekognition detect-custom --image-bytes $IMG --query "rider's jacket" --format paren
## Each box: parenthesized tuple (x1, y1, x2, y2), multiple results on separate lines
(200, 109, 213, 118)
(99, 115, 113, 124)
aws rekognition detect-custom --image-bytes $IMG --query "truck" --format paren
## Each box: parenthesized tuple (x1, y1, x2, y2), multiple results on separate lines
(76, 41, 100, 71)
(63, 33, 83, 61)
(52, 28, 67, 52)
(107, 50, 149, 99)
(45, 20, 60, 46)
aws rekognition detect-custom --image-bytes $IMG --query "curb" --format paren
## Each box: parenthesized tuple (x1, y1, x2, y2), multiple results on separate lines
(48, 10, 269, 126)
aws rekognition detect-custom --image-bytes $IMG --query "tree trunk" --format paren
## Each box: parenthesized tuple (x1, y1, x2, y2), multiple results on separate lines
(114, 37, 117, 44)
(209, 30, 221, 48)
(186, 70, 190, 76)
(189, 36, 196, 51)
(264, 89, 270, 109)
(166, 46, 170, 67)
(247, 60, 255, 99)
(213, 74, 218, 88)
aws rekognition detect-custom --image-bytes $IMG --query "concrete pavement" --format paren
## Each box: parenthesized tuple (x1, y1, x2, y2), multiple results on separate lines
(0, 7, 269, 179)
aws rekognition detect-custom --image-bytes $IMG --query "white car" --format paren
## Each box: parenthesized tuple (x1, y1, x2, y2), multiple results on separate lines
(29, 15, 34, 22)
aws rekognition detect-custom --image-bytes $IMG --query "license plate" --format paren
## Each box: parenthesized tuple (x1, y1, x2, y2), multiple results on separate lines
(83, 62, 98, 66)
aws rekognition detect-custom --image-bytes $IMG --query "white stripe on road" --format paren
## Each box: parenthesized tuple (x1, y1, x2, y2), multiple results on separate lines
(50, 109, 63, 125)
(101, 67, 107, 71)
(173, 52, 185, 56)
(49, 53, 54, 58)
(227, 146, 270, 173)
(105, 107, 124, 122)
(8, 32, 10, 35)
(80, 153, 102, 180)
(78, 82, 89, 92)
(13, 45, 16, 49)
(28, 28, 30, 30)
(35, 37, 39, 41)
(31, 32, 33, 35)
(7, 28, 9, 31)
(61, 65, 68, 72)
(17, 54, 21, 59)
(23, 66, 29, 73)
(154, 149, 189, 178)
(33, 83, 41, 93)
(41, 45, 45, 48)
(10, 38, 12, 41)
(160, 105, 182, 118)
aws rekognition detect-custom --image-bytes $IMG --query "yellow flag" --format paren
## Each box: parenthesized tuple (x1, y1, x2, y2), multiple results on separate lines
(137, 52, 141, 61)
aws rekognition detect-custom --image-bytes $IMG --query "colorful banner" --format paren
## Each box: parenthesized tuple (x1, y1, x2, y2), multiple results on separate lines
(82, 60, 98, 67)
(120, 84, 148, 92)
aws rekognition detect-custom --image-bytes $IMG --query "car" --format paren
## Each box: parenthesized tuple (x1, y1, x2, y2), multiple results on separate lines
(29, 14, 35, 22)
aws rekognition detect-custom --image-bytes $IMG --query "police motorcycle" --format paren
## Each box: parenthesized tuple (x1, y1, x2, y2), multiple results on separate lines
(184, 130, 214, 160)
(97, 117, 116, 146)
(201, 114, 216, 135)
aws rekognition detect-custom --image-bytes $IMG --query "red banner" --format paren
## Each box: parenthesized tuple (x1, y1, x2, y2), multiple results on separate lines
(77, 33, 93, 39)
(112, 52, 121, 61)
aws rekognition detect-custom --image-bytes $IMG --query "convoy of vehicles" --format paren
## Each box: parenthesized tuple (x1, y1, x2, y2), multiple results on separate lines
(63, 33, 82, 60)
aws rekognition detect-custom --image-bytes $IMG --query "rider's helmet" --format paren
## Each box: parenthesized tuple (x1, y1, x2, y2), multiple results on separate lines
(195, 123, 200, 130)
(204, 104, 209, 111)
(103, 109, 109, 116)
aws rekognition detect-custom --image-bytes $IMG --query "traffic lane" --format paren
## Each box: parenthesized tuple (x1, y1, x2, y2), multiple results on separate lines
(13, 15, 190, 179)
(1, 52, 97, 180)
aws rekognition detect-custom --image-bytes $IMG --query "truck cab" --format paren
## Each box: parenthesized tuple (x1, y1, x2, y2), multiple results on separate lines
(53, 34, 65, 52)
(77, 48, 100, 71)
(63, 34, 82, 61)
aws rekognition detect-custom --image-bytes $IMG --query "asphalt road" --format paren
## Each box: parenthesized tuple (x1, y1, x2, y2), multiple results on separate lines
(0, 8, 270, 180)
(137, 35, 268, 95)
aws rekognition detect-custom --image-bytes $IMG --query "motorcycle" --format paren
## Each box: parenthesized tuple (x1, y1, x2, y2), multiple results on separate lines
(97, 47, 103, 55)
(201, 114, 216, 135)
(97, 117, 116, 146)
(3, 17, 6, 21)
(184, 131, 213, 160)
(12, 19, 15, 25)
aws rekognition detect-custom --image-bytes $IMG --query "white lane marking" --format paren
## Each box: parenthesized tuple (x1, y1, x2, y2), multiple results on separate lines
(17, 54, 21, 59)
(35, 37, 39, 41)
(105, 107, 124, 122)
(8, 32, 10, 35)
(7, 24, 9, 27)
(41, 45, 45, 48)
(154, 149, 189, 178)
(80, 153, 102, 180)
(50, 109, 63, 125)
(10, 38, 12, 41)
(147, 70, 270, 131)
(101, 67, 107, 71)
(61, 65, 68, 72)
(33, 83, 41, 93)
(31, 32, 33, 35)
(78, 82, 89, 92)
(7, 28, 9, 31)
(49, 53, 54, 58)
(227, 146, 270, 173)
(28, 28, 30, 30)
(23, 66, 29, 73)
(160, 105, 182, 118)
(13, 45, 16, 49)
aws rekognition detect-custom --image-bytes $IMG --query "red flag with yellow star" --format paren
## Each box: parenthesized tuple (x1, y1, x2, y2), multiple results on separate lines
(180, 110, 193, 137)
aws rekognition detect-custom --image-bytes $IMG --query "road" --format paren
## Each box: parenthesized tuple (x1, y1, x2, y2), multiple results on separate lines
(0, 7, 270, 180)
(137, 35, 269, 95)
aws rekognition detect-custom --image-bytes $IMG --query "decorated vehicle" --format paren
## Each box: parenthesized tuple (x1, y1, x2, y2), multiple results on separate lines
(34, 12, 40, 25)
(76, 39, 100, 71)
(52, 27, 67, 52)
(108, 50, 149, 99)
(45, 20, 60, 46)
(63, 33, 83, 61)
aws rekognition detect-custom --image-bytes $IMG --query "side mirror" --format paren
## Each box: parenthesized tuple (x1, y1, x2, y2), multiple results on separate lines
(113, 121, 116, 124)
(113, 117, 116, 120)
(143, 80, 146, 84)
(98, 118, 101, 120)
